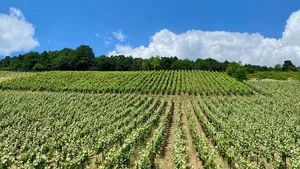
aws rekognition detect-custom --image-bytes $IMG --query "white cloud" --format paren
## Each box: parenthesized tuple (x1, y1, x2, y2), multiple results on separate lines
(95, 32, 112, 47)
(95, 32, 101, 38)
(282, 10, 300, 46)
(113, 30, 126, 42)
(109, 10, 300, 66)
(0, 7, 39, 56)
(104, 37, 112, 47)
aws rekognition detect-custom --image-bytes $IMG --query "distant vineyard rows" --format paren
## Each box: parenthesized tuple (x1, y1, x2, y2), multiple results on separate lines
(0, 70, 253, 95)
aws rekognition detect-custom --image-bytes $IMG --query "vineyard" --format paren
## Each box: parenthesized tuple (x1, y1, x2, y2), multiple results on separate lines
(0, 70, 253, 95)
(0, 71, 300, 168)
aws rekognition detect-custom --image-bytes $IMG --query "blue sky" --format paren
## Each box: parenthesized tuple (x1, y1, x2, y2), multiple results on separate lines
(1, 0, 300, 66)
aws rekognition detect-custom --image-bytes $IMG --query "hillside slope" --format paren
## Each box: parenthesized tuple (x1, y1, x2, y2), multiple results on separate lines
(0, 70, 253, 95)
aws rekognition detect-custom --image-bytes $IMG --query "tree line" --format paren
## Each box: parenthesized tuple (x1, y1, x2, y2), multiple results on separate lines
(0, 45, 297, 73)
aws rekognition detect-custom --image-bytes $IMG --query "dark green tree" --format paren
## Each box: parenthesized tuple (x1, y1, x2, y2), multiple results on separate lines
(141, 60, 150, 70)
(52, 48, 75, 70)
(22, 52, 40, 71)
(170, 59, 194, 70)
(226, 62, 248, 81)
(115, 55, 133, 71)
(274, 64, 282, 71)
(160, 56, 178, 70)
(37, 51, 50, 71)
(131, 58, 143, 70)
(0, 56, 11, 69)
(194, 58, 227, 71)
(282, 60, 296, 71)
(7, 56, 22, 71)
(91, 55, 111, 70)
(32, 63, 48, 71)
(150, 56, 161, 70)
(73, 45, 95, 70)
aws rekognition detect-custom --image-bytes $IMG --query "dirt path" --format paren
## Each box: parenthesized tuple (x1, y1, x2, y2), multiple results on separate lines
(190, 96, 230, 169)
(155, 98, 176, 169)
(181, 97, 204, 169)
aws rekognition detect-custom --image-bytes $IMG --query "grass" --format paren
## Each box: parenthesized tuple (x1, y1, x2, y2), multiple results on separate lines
(0, 71, 29, 82)
(248, 71, 300, 80)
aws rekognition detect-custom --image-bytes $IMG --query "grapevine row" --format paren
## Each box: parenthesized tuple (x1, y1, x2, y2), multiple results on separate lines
(172, 98, 188, 169)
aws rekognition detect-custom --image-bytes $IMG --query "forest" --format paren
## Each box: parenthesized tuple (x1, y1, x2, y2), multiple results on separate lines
(1, 45, 296, 73)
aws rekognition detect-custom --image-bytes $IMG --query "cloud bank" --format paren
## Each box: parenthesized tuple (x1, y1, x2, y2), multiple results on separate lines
(0, 7, 39, 56)
(109, 10, 300, 66)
